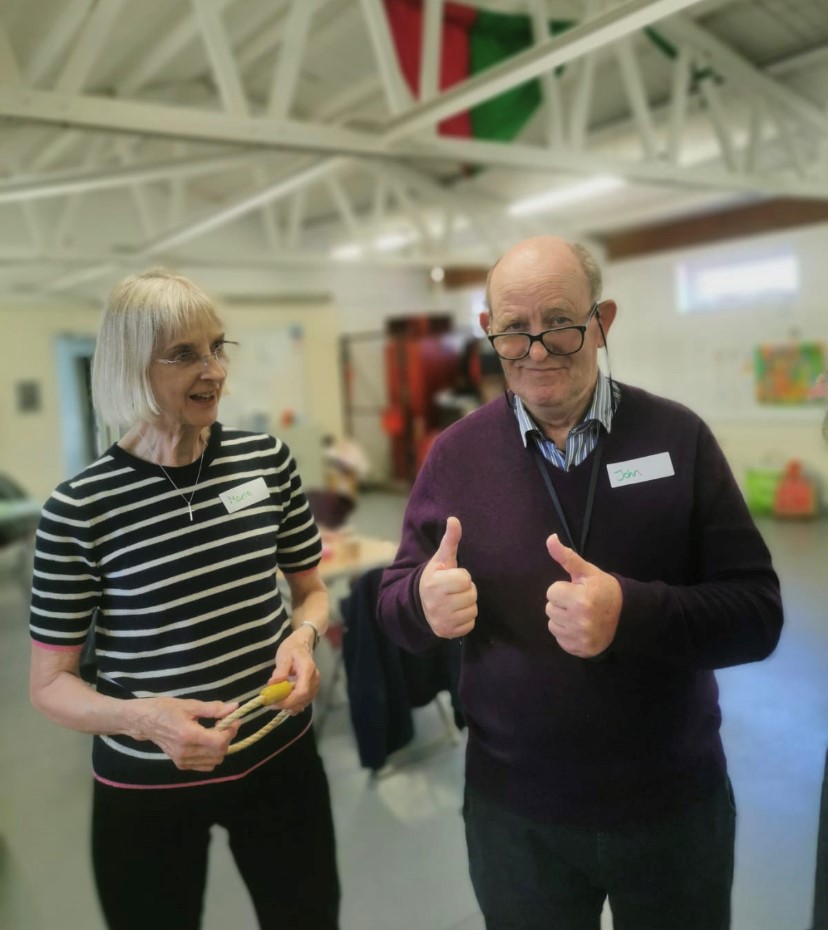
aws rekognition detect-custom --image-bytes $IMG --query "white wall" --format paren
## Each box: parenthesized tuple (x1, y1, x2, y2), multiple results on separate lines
(0, 300, 101, 503)
(603, 224, 828, 494)
(0, 266, 439, 502)
(14, 224, 822, 508)
(445, 225, 828, 501)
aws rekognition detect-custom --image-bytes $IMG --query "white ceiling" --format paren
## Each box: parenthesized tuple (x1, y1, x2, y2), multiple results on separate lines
(1, 0, 827, 300)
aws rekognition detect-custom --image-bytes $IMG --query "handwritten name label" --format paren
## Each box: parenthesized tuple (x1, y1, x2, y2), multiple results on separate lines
(607, 452, 674, 489)
(220, 477, 270, 513)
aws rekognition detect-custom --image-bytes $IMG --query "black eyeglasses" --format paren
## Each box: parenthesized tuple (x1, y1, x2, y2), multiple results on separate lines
(487, 303, 600, 360)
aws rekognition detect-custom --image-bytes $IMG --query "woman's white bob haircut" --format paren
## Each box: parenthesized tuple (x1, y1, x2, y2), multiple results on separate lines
(91, 268, 223, 428)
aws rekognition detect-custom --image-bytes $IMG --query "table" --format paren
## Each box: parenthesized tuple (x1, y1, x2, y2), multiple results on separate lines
(296, 532, 399, 732)
(317, 532, 399, 583)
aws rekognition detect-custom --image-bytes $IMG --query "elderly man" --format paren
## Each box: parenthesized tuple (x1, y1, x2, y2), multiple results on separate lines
(377, 236, 783, 930)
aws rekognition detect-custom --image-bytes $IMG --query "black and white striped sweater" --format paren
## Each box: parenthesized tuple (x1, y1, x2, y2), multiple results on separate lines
(30, 423, 322, 788)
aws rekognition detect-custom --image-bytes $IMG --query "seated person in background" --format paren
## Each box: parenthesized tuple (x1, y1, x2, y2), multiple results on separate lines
(322, 435, 371, 505)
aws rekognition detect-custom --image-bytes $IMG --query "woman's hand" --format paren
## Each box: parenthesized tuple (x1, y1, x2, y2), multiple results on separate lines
(268, 628, 320, 716)
(30, 646, 240, 771)
(129, 697, 241, 772)
(274, 566, 329, 716)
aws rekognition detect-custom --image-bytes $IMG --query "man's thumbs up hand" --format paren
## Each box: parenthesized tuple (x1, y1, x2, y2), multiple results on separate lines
(419, 517, 477, 639)
(433, 514, 462, 569)
(545, 534, 622, 658)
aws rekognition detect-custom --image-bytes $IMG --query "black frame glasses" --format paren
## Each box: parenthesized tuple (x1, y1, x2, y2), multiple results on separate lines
(487, 303, 600, 360)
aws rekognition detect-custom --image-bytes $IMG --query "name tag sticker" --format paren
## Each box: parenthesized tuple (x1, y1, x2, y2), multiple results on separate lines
(220, 477, 270, 513)
(607, 452, 674, 489)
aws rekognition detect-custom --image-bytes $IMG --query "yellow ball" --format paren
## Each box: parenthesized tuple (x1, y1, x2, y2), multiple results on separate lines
(259, 681, 294, 705)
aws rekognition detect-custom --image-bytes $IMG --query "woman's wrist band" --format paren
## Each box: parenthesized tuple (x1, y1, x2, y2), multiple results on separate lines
(299, 620, 320, 650)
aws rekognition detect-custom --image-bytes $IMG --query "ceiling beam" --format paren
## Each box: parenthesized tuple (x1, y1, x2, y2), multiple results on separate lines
(0, 85, 393, 154)
(0, 150, 270, 204)
(139, 157, 345, 253)
(697, 74, 737, 172)
(23, 0, 94, 87)
(324, 174, 363, 238)
(19, 201, 43, 252)
(0, 247, 494, 272)
(656, 14, 828, 137)
(8, 0, 826, 291)
(420, 0, 444, 101)
(54, 0, 126, 94)
(0, 20, 21, 85)
(528, 0, 564, 147)
(380, 0, 709, 141)
(5, 73, 823, 198)
(603, 196, 828, 260)
(358, 0, 412, 116)
(191, 0, 250, 116)
(114, 138, 157, 238)
(415, 135, 828, 200)
(118, 0, 235, 95)
(267, 0, 315, 119)
(666, 44, 691, 164)
(614, 37, 660, 159)
(236, 0, 336, 75)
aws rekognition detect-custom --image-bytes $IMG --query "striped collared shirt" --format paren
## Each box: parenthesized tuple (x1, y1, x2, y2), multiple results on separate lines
(513, 371, 620, 471)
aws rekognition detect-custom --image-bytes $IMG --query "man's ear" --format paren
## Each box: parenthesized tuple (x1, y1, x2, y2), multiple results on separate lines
(595, 300, 617, 346)
(479, 310, 490, 332)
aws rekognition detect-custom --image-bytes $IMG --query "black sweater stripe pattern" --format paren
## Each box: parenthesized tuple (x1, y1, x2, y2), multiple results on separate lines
(30, 423, 321, 788)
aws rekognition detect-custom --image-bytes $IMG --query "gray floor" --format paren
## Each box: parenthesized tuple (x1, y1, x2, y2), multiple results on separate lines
(1, 493, 825, 930)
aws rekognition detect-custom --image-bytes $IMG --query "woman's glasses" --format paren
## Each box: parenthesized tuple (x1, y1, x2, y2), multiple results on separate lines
(154, 340, 238, 369)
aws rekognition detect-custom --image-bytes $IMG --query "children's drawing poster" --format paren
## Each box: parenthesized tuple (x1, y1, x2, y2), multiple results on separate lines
(753, 341, 825, 405)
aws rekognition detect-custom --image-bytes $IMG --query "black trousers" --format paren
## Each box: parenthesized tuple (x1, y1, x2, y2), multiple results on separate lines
(464, 778, 736, 930)
(92, 732, 340, 930)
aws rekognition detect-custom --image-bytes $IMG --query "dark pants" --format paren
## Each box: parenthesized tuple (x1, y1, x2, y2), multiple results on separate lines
(92, 732, 340, 930)
(464, 778, 736, 930)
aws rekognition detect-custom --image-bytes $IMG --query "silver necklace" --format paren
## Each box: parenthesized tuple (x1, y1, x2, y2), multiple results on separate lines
(153, 439, 206, 522)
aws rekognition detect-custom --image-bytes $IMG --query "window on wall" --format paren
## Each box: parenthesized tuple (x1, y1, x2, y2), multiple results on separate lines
(676, 251, 799, 313)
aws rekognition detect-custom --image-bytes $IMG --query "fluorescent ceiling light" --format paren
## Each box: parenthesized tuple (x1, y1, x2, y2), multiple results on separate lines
(331, 227, 421, 260)
(508, 176, 625, 216)
(374, 230, 417, 252)
(331, 243, 363, 261)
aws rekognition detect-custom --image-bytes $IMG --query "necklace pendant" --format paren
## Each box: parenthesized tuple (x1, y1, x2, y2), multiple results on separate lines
(187, 504, 193, 521)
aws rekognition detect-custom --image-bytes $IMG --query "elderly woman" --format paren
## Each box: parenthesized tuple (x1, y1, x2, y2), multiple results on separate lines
(29, 269, 340, 930)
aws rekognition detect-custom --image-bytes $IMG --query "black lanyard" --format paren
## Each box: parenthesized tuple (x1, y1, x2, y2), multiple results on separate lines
(531, 435, 604, 557)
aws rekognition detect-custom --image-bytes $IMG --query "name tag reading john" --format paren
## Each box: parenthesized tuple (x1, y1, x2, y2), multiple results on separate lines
(220, 477, 270, 513)
(607, 452, 674, 489)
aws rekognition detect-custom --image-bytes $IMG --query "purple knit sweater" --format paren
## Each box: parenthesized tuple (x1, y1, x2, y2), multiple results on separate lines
(377, 385, 783, 828)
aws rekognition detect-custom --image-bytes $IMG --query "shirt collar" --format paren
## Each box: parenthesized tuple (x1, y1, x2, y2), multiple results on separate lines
(513, 371, 618, 448)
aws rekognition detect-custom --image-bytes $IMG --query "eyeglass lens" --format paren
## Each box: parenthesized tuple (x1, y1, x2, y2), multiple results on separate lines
(492, 327, 585, 359)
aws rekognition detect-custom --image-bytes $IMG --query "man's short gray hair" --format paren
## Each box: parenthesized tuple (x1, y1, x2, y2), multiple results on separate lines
(91, 268, 223, 428)
(569, 241, 603, 304)
(484, 239, 603, 312)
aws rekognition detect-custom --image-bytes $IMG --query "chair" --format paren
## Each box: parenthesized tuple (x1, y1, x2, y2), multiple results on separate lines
(306, 489, 355, 531)
(339, 567, 463, 773)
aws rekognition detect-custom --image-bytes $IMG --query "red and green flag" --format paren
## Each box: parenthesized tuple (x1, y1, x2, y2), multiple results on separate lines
(383, 0, 575, 141)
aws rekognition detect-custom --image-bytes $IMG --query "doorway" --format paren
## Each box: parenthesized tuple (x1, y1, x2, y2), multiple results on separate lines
(55, 334, 98, 476)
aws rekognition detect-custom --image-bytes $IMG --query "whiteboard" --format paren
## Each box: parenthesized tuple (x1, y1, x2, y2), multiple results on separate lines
(219, 325, 307, 435)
